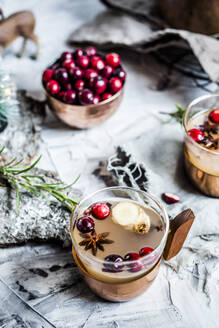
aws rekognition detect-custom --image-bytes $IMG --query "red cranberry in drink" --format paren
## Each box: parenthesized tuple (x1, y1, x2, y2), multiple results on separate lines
(109, 77, 122, 94)
(63, 90, 76, 104)
(86, 46, 97, 57)
(139, 247, 154, 257)
(106, 52, 120, 68)
(54, 68, 69, 85)
(46, 80, 60, 95)
(113, 67, 126, 82)
(63, 83, 72, 91)
(103, 254, 124, 273)
(74, 79, 85, 91)
(188, 128, 204, 142)
(91, 76, 107, 94)
(209, 109, 219, 124)
(77, 55, 89, 69)
(102, 93, 112, 101)
(92, 94, 100, 104)
(77, 216, 95, 233)
(74, 48, 84, 58)
(91, 202, 110, 219)
(79, 89, 94, 105)
(69, 67, 84, 80)
(103, 65, 114, 78)
(124, 252, 142, 272)
(84, 69, 98, 81)
(162, 193, 180, 204)
(91, 56, 105, 71)
(61, 51, 73, 61)
(42, 69, 54, 83)
(63, 59, 75, 71)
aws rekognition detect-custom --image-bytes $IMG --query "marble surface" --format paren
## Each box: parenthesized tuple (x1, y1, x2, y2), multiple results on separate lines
(0, 0, 219, 327)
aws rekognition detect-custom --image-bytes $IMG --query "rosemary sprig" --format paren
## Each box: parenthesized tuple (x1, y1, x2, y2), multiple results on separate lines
(0, 146, 79, 212)
(160, 104, 185, 124)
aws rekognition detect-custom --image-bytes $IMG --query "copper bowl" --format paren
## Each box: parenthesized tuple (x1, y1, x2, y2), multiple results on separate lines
(44, 88, 123, 129)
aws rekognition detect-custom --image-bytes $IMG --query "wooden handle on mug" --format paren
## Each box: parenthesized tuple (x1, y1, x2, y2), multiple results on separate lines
(163, 209, 195, 261)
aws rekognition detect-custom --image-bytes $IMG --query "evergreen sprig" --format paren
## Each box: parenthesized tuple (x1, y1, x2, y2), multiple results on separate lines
(0, 146, 79, 212)
(160, 104, 185, 124)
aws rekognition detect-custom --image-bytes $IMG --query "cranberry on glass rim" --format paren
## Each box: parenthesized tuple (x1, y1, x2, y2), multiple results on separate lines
(209, 109, 219, 124)
(124, 252, 142, 272)
(103, 254, 124, 273)
(139, 247, 154, 257)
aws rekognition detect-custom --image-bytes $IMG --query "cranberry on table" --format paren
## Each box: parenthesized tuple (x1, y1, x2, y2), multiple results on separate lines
(188, 128, 204, 142)
(63, 90, 76, 104)
(124, 252, 142, 272)
(103, 65, 114, 78)
(77, 55, 89, 69)
(79, 89, 94, 105)
(69, 66, 84, 80)
(61, 51, 73, 61)
(91, 56, 105, 71)
(139, 247, 154, 257)
(103, 254, 124, 272)
(74, 79, 85, 91)
(86, 46, 97, 57)
(63, 59, 75, 71)
(84, 69, 98, 81)
(91, 76, 107, 94)
(113, 67, 126, 81)
(109, 77, 122, 94)
(102, 93, 112, 101)
(43, 69, 54, 83)
(106, 52, 120, 68)
(91, 202, 110, 219)
(46, 80, 60, 95)
(77, 216, 95, 233)
(92, 94, 100, 104)
(54, 68, 69, 85)
(74, 48, 84, 58)
(162, 192, 180, 204)
(209, 109, 219, 124)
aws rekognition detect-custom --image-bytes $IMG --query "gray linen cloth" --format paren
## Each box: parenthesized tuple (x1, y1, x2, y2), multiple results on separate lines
(69, 0, 219, 83)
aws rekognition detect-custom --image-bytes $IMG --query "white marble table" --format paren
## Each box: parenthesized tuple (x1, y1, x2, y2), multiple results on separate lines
(0, 0, 219, 327)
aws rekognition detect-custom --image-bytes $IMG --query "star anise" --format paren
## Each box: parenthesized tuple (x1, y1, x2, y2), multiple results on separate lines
(199, 121, 218, 134)
(79, 231, 114, 256)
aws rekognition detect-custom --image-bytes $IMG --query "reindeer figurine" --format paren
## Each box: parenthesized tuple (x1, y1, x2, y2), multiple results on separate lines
(0, 9, 39, 59)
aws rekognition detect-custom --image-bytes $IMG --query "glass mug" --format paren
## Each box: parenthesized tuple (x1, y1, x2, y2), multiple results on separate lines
(183, 94, 219, 197)
(70, 187, 194, 302)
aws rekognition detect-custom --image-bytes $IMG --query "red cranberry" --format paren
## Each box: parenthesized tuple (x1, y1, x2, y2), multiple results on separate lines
(74, 48, 84, 58)
(102, 93, 112, 101)
(188, 128, 204, 142)
(124, 252, 142, 272)
(58, 91, 66, 101)
(109, 77, 122, 94)
(54, 68, 69, 85)
(113, 67, 126, 82)
(86, 46, 97, 57)
(92, 94, 100, 104)
(162, 192, 180, 204)
(84, 69, 98, 81)
(77, 55, 89, 69)
(103, 65, 114, 78)
(63, 90, 76, 104)
(46, 80, 60, 95)
(103, 254, 124, 272)
(61, 51, 73, 61)
(63, 59, 75, 71)
(91, 202, 110, 219)
(52, 63, 60, 70)
(69, 66, 84, 80)
(209, 109, 219, 124)
(91, 56, 105, 71)
(63, 83, 72, 91)
(91, 76, 107, 94)
(74, 79, 85, 91)
(139, 247, 154, 257)
(106, 52, 120, 68)
(78, 89, 94, 105)
(77, 216, 95, 233)
(43, 69, 54, 83)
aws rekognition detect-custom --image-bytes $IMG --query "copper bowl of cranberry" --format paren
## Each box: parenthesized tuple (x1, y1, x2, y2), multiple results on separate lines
(42, 47, 126, 129)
